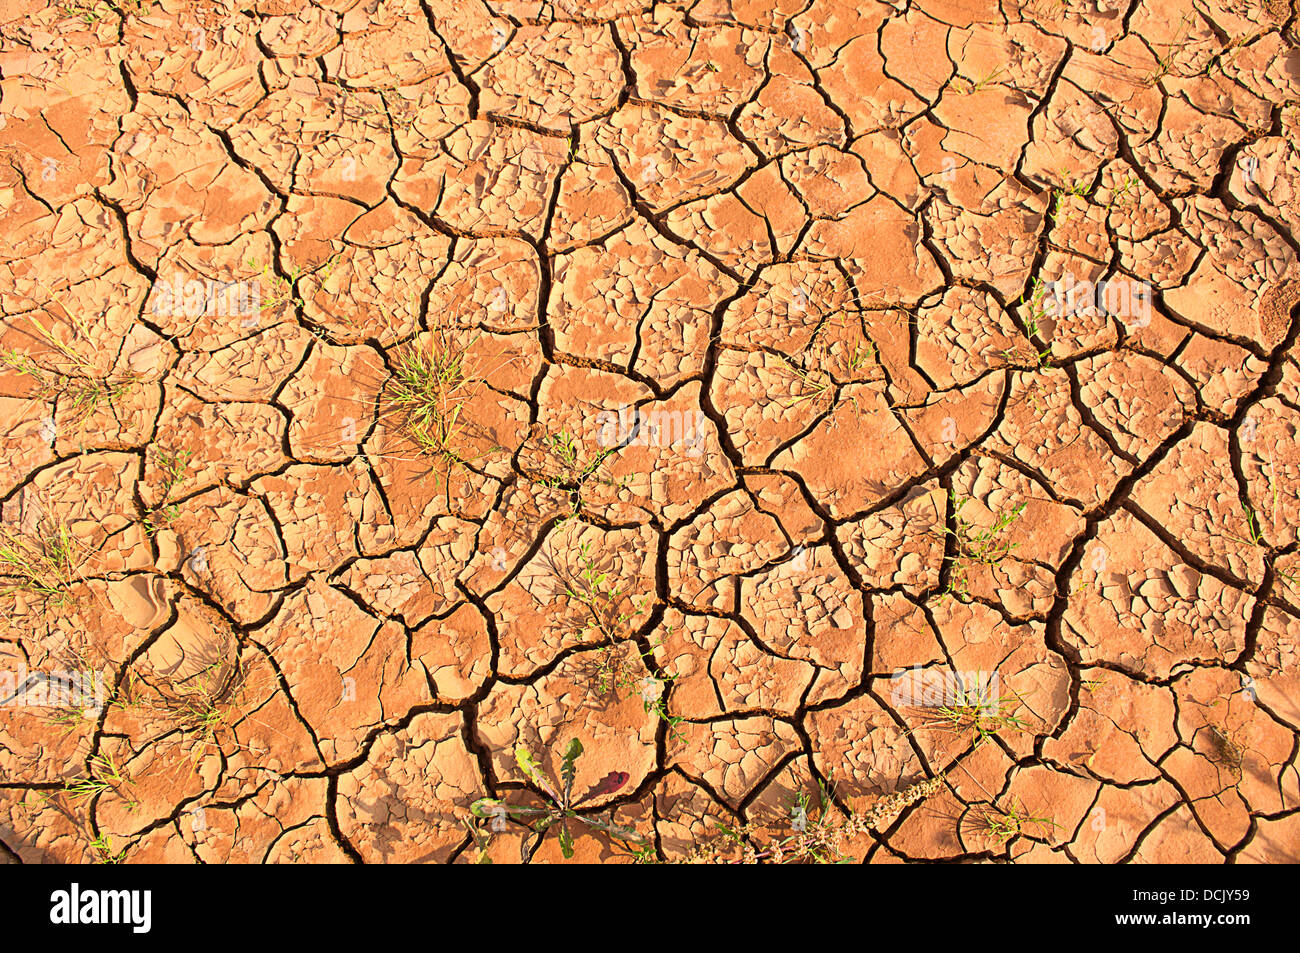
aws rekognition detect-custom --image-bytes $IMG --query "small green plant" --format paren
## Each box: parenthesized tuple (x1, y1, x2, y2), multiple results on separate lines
(953, 66, 1006, 94)
(1052, 177, 1091, 218)
(547, 542, 686, 739)
(774, 349, 835, 409)
(1203, 34, 1252, 77)
(388, 331, 472, 459)
(942, 494, 1027, 598)
(597, 643, 686, 743)
(1276, 564, 1300, 595)
(1242, 504, 1266, 546)
(64, 753, 136, 810)
(460, 817, 495, 864)
(1106, 173, 1138, 208)
(980, 801, 1058, 843)
(1145, 14, 1196, 85)
(155, 448, 191, 492)
(558, 540, 649, 646)
(246, 257, 305, 314)
(89, 833, 127, 864)
(45, 704, 98, 738)
(642, 682, 687, 744)
(470, 740, 645, 862)
(843, 342, 875, 376)
(0, 520, 84, 607)
(1227, 454, 1276, 549)
(385, 322, 516, 467)
(1079, 674, 1108, 693)
(150, 656, 243, 748)
(142, 448, 191, 536)
(915, 687, 1032, 747)
(535, 428, 620, 497)
(57, 0, 108, 22)
(0, 315, 138, 425)
(1013, 279, 1055, 368)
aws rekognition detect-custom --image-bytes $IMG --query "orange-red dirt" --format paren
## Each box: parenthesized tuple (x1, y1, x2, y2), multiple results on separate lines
(1, 0, 1298, 864)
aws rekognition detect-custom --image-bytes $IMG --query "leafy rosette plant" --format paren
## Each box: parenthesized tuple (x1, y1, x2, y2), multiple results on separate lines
(471, 739, 645, 861)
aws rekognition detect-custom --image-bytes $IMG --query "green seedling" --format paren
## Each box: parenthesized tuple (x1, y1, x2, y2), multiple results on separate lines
(953, 66, 1006, 94)
(1052, 177, 1091, 218)
(1276, 564, 1300, 596)
(387, 327, 476, 461)
(0, 520, 84, 607)
(1224, 501, 1268, 548)
(913, 681, 1032, 747)
(981, 801, 1058, 843)
(536, 428, 620, 498)
(774, 350, 835, 409)
(560, 540, 648, 646)
(1106, 174, 1138, 207)
(89, 833, 127, 864)
(1, 315, 139, 425)
(143, 448, 190, 536)
(64, 753, 136, 810)
(385, 321, 519, 468)
(1145, 14, 1197, 85)
(470, 740, 645, 862)
(547, 542, 685, 739)
(942, 494, 1027, 598)
(156, 656, 242, 748)
(1012, 279, 1055, 368)
(461, 817, 495, 864)
(924, 694, 1031, 746)
(1079, 674, 1108, 693)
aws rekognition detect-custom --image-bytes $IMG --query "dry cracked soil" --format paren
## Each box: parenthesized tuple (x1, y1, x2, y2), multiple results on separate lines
(0, 0, 1299, 865)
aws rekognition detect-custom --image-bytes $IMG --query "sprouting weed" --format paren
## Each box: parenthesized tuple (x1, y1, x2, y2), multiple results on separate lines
(953, 66, 1006, 94)
(64, 753, 137, 810)
(560, 540, 647, 646)
(545, 544, 685, 741)
(384, 322, 518, 468)
(1224, 501, 1268, 548)
(912, 681, 1032, 747)
(980, 801, 1058, 844)
(1144, 14, 1197, 85)
(89, 833, 127, 864)
(134, 655, 243, 750)
(774, 350, 835, 409)
(537, 428, 619, 492)
(1011, 279, 1054, 368)
(469, 740, 645, 862)
(942, 494, 1027, 598)
(0, 521, 85, 607)
(389, 334, 470, 457)
(1106, 174, 1138, 207)
(0, 316, 139, 425)
(1275, 565, 1300, 596)
(246, 257, 304, 314)
(142, 448, 191, 536)
(1052, 176, 1091, 218)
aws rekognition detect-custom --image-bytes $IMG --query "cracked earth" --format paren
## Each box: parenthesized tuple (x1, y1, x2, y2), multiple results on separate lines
(1, 0, 1300, 865)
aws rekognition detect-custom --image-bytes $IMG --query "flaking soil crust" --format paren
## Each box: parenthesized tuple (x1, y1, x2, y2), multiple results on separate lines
(1, 0, 1299, 864)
